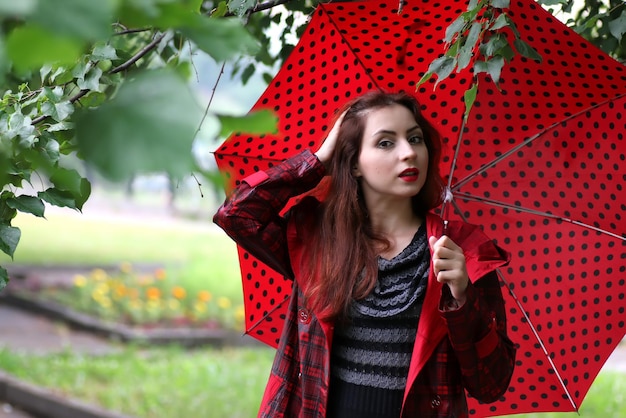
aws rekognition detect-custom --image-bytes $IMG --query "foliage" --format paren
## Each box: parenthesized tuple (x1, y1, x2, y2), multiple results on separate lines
(539, 0, 626, 61)
(0, 0, 278, 287)
(417, 0, 625, 120)
(0, 345, 624, 417)
(28, 264, 245, 330)
(1, 0, 625, 290)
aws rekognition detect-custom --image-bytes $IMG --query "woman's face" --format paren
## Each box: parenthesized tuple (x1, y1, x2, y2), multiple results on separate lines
(354, 104, 429, 206)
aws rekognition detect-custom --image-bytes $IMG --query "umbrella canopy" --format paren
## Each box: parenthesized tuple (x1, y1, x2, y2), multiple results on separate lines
(214, 0, 626, 415)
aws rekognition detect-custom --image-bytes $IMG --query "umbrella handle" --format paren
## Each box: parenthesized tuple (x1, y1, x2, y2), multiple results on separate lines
(440, 186, 453, 235)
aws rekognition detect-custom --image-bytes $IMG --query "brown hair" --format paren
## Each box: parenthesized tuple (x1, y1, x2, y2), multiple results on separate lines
(302, 91, 443, 320)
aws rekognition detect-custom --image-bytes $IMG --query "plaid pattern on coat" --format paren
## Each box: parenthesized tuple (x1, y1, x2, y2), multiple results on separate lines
(214, 150, 517, 418)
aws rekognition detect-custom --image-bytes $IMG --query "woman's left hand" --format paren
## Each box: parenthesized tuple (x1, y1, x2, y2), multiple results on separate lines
(429, 235, 469, 306)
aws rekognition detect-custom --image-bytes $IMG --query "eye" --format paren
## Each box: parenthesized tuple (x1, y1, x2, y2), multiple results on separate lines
(377, 139, 394, 148)
(408, 135, 424, 144)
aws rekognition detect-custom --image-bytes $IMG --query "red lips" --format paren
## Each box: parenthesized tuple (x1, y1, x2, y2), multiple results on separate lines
(399, 168, 419, 182)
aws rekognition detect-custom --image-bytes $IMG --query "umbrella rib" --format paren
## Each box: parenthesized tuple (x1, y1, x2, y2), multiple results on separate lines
(452, 92, 626, 191)
(244, 293, 291, 338)
(319, 3, 383, 93)
(495, 269, 580, 412)
(444, 198, 580, 411)
(441, 117, 467, 231)
(210, 150, 286, 164)
(455, 192, 626, 241)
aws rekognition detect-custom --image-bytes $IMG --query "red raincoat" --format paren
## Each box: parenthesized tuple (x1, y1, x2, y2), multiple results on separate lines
(214, 151, 516, 417)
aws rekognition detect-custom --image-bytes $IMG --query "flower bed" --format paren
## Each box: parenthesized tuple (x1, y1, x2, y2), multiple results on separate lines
(10, 263, 245, 332)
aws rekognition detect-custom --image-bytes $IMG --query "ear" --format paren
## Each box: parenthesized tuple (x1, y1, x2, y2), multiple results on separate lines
(352, 164, 361, 177)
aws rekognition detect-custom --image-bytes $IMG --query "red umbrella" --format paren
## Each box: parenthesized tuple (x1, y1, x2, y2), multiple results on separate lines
(214, 0, 626, 415)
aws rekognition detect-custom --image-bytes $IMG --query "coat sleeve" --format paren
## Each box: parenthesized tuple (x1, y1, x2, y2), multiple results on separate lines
(213, 150, 325, 279)
(440, 270, 517, 403)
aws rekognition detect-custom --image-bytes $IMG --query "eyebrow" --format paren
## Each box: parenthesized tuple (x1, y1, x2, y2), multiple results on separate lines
(372, 125, 422, 137)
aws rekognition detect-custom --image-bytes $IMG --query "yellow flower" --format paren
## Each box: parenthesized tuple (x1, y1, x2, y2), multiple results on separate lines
(154, 268, 167, 281)
(92, 283, 109, 299)
(91, 268, 107, 281)
(171, 286, 186, 300)
(98, 297, 112, 309)
(147, 299, 161, 310)
(217, 297, 231, 309)
(168, 299, 181, 311)
(73, 275, 87, 288)
(146, 287, 161, 301)
(137, 275, 154, 286)
(197, 290, 212, 303)
(119, 262, 133, 274)
(113, 284, 126, 298)
(194, 301, 207, 313)
(127, 288, 140, 300)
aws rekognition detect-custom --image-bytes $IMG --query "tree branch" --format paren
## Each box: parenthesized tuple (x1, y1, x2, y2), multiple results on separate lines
(31, 89, 89, 125)
(111, 32, 167, 73)
(223, 0, 292, 17)
(32, 32, 166, 126)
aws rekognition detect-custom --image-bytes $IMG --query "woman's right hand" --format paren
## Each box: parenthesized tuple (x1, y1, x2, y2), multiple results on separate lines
(315, 110, 347, 168)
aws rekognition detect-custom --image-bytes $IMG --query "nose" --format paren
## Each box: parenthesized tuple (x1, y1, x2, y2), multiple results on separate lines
(399, 138, 417, 161)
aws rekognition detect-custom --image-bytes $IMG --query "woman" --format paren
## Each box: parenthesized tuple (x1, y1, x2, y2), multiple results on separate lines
(214, 91, 516, 418)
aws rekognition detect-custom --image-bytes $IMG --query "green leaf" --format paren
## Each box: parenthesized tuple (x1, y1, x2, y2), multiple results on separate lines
(181, 17, 260, 62)
(0, 34, 7, 85)
(457, 22, 481, 71)
(218, 110, 278, 138)
(38, 188, 76, 209)
(79, 91, 108, 108)
(490, 13, 509, 31)
(463, 82, 478, 122)
(426, 56, 457, 88)
(6, 195, 45, 218)
(485, 56, 505, 85)
(75, 69, 203, 181)
(513, 38, 542, 62)
(31, 0, 115, 41)
(41, 101, 74, 123)
(445, 15, 467, 43)
(480, 33, 509, 58)
(227, 0, 257, 17)
(212, 1, 229, 17)
(2, 111, 35, 143)
(0, 0, 37, 17)
(6, 24, 82, 72)
(0, 195, 17, 222)
(465, 21, 482, 50)
(491, 0, 510, 8)
(241, 63, 256, 84)
(504, 15, 521, 38)
(77, 67, 103, 91)
(49, 168, 91, 210)
(0, 266, 8, 291)
(91, 44, 119, 61)
(608, 10, 626, 40)
(458, 43, 473, 72)
(0, 224, 20, 258)
(38, 135, 61, 163)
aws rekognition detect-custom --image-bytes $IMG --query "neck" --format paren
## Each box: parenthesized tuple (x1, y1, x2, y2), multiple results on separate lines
(367, 199, 422, 238)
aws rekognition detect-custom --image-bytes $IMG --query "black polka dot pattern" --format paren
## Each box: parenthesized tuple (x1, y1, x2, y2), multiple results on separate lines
(214, 0, 626, 413)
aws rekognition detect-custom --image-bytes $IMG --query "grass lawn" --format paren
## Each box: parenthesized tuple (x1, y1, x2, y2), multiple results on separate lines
(0, 345, 623, 418)
(0, 345, 276, 418)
